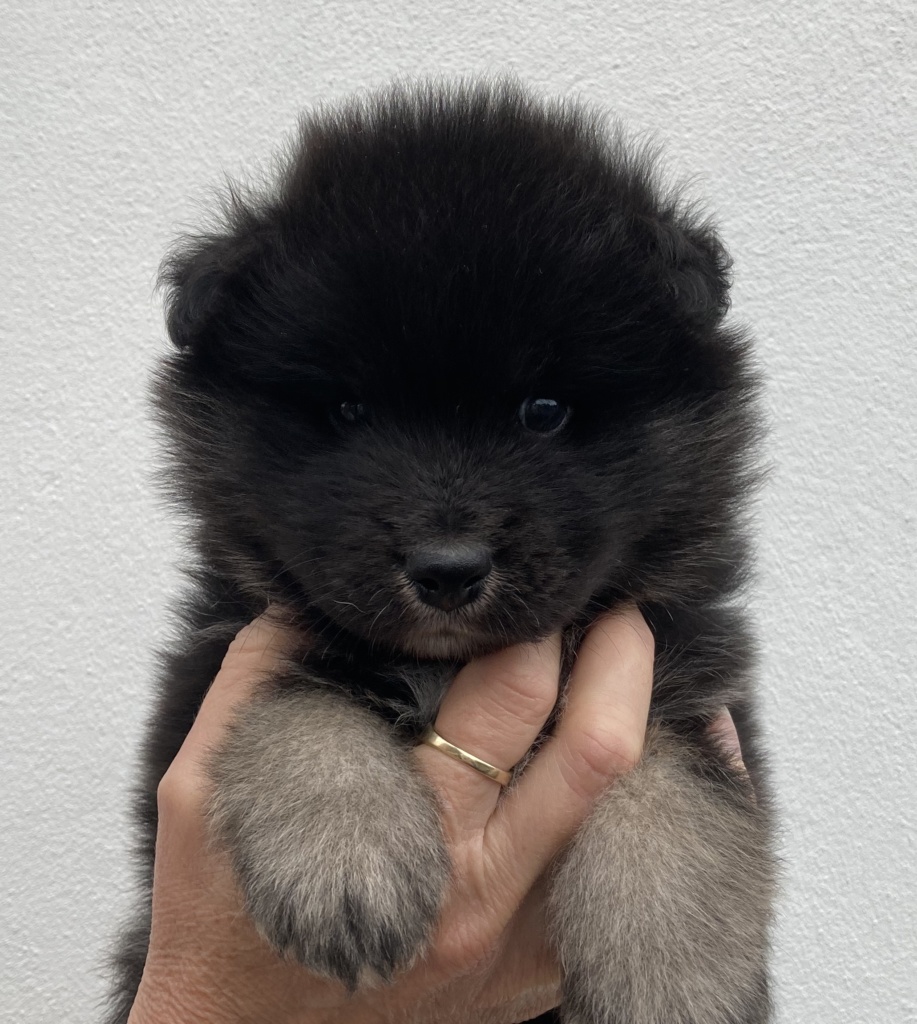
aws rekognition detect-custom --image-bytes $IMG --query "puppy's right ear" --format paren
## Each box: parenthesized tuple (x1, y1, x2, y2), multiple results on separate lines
(161, 237, 222, 350)
(160, 230, 249, 350)
(160, 188, 274, 352)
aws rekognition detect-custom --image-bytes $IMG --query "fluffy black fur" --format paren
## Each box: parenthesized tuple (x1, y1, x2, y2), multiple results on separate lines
(108, 80, 773, 1024)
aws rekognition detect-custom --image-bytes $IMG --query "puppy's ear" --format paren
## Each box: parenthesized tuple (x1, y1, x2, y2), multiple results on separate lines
(654, 214, 732, 327)
(160, 204, 269, 351)
(161, 237, 229, 350)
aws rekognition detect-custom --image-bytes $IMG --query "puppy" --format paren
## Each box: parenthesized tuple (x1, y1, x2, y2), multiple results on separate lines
(108, 80, 775, 1024)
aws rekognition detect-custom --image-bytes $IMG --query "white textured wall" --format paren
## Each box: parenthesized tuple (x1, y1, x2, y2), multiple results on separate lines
(3, 2, 915, 1021)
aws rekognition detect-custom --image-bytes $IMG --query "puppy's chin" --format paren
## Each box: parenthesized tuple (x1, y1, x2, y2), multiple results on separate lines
(398, 624, 510, 661)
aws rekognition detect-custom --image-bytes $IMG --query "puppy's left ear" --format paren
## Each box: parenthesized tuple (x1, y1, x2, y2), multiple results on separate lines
(654, 214, 733, 327)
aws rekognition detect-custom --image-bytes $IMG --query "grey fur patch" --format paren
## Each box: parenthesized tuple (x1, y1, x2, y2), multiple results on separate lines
(549, 728, 774, 1024)
(208, 683, 450, 989)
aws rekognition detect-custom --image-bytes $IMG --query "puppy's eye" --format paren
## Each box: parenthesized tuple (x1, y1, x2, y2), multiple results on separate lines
(332, 400, 369, 427)
(518, 397, 571, 434)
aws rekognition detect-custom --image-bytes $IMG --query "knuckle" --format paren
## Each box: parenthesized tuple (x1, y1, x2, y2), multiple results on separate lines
(483, 665, 557, 727)
(156, 763, 207, 822)
(562, 723, 643, 799)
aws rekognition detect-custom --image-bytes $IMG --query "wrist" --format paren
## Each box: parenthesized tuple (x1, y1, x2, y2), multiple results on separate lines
(127, 965, 253, 1024)
(127, 971, 347, 1024)
(127, 980, 211, 1024)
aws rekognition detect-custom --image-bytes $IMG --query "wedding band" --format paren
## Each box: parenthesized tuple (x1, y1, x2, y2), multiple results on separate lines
(419, 726, 514, 787)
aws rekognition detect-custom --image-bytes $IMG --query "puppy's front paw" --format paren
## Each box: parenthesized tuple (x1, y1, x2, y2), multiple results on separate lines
(209, 688, 449, 988)
(551, 731, 774, 1024)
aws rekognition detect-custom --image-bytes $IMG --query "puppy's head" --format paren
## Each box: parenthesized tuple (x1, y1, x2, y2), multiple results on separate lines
(156, 81, 759, 659)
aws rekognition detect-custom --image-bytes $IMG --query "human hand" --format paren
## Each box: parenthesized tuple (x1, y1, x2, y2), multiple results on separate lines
(127, 607, 731, 1023)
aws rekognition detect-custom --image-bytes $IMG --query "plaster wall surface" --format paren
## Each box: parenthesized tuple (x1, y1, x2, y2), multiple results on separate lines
(2, 2, 914, 1021)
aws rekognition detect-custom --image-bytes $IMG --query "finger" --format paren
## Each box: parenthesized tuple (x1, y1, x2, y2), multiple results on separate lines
(487, 606, 653, 897)
(707, 708, 746, 769)
(414, 634, 561, 839)
(165, 611, 300, 794)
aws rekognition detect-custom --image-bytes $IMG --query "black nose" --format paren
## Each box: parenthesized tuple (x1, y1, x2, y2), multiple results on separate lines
(405, 544, 493, 611)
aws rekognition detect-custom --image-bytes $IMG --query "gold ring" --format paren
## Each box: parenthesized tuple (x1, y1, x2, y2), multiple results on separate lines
(419, 726, 514, 787)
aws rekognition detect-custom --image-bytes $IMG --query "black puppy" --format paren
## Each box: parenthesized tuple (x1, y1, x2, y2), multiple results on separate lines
(109, 80, 775, 1024)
